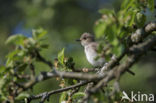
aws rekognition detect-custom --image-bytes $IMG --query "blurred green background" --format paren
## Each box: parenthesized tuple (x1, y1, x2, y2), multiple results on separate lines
(0, 0, 156, 102)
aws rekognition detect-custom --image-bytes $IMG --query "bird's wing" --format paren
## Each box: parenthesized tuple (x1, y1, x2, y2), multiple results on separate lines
(91, 42, 99, 50)
(90, 42, 98, 52)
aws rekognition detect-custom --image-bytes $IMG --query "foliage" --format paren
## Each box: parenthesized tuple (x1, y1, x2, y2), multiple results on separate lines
(0, 0, 155, 103)
(0, 28, 48, 102)
(94, 0, 155, 58)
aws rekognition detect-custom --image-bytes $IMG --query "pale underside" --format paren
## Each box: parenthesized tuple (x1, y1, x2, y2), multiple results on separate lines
(84, 42, 105, 67)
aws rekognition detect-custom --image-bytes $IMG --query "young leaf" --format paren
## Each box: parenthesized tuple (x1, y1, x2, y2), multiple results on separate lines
(32, 28, 47, 40)
(121, 0, 135, 11)
(0, 66, 5, 74)
(72, 92, 85, 99)
(128, 11, 137, 26)
(94, 22, 106, 38)
(99, 9, 114, 14)
(15, 92, 30, 100)
(58, 48, 65, 65)
(136, 12, 146, 27)
(6, 50, 20, 60)
(5, 34, 26, 45)
(148, 0, 154, 12)
(59, 92, 67, 103)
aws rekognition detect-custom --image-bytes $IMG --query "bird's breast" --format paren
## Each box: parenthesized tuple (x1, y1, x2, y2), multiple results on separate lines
(84, 46, 105, 67)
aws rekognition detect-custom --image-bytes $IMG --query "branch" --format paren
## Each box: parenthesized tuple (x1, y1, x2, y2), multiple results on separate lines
(18, 21, 156, 93)
(27, 81, 91, 103)
(27, 35, 156, 102)
(101, 21, 156, 74)
(21, 21, 156, 90)
(17, 70, 107, 94)
(131, 21, 156, 43)
(81, 35, 156, 101)
(12, 21, 156, 103)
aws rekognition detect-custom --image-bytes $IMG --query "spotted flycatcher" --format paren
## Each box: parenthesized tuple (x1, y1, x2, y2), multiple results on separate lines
(76, 33, 105, 67)
(76, 32, 135, 75)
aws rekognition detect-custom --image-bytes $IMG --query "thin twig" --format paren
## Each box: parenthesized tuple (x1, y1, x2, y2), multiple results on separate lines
(27, 81, 91, 102)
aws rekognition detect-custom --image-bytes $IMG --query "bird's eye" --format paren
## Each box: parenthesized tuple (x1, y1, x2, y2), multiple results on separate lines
(83, 37, 87, 40)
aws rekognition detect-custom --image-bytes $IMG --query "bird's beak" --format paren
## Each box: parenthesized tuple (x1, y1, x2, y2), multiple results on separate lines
(76, 39, 81, 42)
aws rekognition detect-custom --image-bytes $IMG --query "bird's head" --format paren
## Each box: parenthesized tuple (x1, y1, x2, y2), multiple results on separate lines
(76, 33, 95, 46)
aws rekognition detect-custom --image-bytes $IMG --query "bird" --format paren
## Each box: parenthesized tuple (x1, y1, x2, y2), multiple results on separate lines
(76, 32, 105, 67)
(76, 32, 135, 75)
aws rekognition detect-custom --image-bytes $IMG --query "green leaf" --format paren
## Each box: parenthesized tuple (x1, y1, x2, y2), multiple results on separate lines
(136, 12, 146, 27)
(112, 45, 123, 56)
(58, 48, 65, 65)
(6, 58, 14, 68)
(0, 66, 5, 74)
(94, 22, 106, 38)
(0, 95, 7, 101)
(5, 49, 23, 67)
(148, 0, 154, 12)
(99, 9, 114, 14)
(59, 92, 67, 103)
(6, 50, 20, 59)
(96, 43, 104, 53)
(5, 34, 26, 45)
(0, 78, 6, 90)
(121, 0, 135, 10)
(72, 92, 85, 99)
(15, 92, 30, 100)
(32, 28, 47, 40)
(128, 11, 137, 26)
(105, 25, 115, 42)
